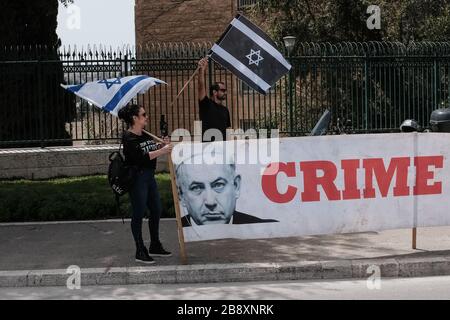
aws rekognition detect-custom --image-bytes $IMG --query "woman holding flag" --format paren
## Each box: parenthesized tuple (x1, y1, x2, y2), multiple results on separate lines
(118, 104, 173, 264)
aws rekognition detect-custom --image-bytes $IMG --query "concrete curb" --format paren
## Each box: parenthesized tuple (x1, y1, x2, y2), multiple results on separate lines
(1, 254, 450, 287)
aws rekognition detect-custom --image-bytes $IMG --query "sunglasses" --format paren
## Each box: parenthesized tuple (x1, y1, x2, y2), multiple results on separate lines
(138, 112, 147, 118)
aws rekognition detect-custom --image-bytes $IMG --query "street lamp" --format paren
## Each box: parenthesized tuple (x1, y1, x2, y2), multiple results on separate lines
(283, 36, 296, 135)
(283, 36, 296, 56)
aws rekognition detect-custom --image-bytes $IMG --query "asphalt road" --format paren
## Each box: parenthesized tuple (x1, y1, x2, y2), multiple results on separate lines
(1, 276, 450, 300)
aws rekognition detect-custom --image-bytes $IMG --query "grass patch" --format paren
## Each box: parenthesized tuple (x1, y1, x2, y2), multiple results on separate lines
(0, 174, 175, 222)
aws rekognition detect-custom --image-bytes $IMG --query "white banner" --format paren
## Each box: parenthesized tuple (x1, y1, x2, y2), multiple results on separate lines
(171, 133, 450, 242)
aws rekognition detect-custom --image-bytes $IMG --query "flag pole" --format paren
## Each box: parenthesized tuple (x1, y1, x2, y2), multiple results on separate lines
(143, 129, 163, 143)
(143, 129, 188, 264)
(167, 155, 188, 264)
(168, 65, 200, 108)
(169, 54, 212, 107)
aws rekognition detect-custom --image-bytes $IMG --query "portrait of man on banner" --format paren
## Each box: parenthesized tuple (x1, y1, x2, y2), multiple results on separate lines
(174, 148, 279, 228)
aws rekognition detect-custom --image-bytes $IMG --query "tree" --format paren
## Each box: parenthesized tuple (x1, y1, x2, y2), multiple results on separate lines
(247, 1, 450, 134)
(250, 0, 450, 44)
(0, 0, 73, 46)
(0, 0, 75, 147)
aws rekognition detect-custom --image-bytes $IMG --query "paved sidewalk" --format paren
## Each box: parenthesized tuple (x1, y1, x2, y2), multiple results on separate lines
(1, 219, 450, 287)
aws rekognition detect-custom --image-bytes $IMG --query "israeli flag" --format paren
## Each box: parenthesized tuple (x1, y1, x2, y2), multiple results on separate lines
(210, 14, 291, 95)
(61, 75, 167, 116)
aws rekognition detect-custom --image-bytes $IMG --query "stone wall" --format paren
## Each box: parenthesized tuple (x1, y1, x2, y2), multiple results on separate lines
(0, 146, 168, 180)
(135, 0, 236, 44)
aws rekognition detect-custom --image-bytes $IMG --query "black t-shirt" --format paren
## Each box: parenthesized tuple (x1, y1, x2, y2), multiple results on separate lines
(122, 131, 162, 170)
(199, 97, 231, 141)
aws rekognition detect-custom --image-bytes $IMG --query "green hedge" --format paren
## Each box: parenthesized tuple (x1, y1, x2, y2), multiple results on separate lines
(0, 175, 175, 222)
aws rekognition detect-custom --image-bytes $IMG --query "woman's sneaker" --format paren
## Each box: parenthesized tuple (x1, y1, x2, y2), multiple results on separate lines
(135, 248, 155, 264)
(149, 242, 172, 257)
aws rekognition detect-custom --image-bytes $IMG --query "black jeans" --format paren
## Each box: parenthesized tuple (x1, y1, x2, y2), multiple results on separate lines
(129, 168, 162, 249)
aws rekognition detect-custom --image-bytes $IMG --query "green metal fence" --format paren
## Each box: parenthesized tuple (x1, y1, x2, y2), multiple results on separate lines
(291, 42, 450, 134)
(1, 41, 450, 147)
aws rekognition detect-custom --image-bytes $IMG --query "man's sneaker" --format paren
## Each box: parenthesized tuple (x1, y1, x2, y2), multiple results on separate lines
(135, 248, 155, 264)
(149, 242, 172, 257)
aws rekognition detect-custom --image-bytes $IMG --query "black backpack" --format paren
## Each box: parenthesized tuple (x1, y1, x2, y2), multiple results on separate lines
(108, 145, 137, 223)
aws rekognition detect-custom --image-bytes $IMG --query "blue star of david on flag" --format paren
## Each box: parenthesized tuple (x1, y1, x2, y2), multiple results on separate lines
(246, 49, 264, 67)
(98, 78, 122, 89)
(61, 75, 167, 116)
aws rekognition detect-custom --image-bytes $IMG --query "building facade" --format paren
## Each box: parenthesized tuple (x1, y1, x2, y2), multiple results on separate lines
(135, 0, 239, 44)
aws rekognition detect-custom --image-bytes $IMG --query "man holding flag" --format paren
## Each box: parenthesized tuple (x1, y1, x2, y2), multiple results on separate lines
(197, 57, 231, 142)
(195, 14, 291, 143)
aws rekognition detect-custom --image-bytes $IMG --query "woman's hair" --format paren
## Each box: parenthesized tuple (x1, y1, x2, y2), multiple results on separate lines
(118, 104, 141, 127)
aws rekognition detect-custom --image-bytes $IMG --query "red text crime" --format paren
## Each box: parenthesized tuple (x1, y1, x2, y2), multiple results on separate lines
(262, 156, 443, 203)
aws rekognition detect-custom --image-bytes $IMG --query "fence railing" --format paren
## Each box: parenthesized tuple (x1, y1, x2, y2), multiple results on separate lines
(237, 0, 258, 10)
(1, 42, 450, 147)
